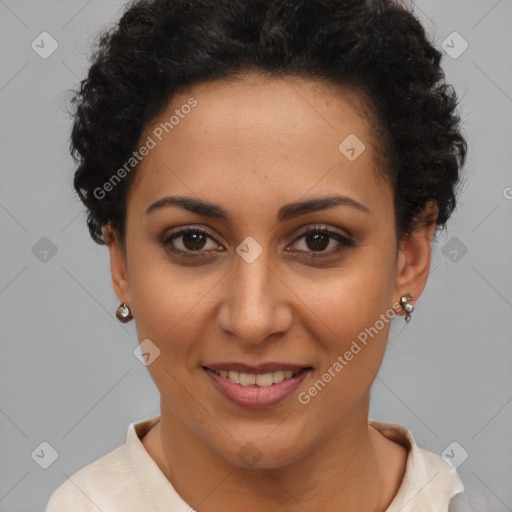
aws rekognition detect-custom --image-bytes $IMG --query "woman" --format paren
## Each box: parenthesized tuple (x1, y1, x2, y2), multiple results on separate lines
(46, 0, 470, 510)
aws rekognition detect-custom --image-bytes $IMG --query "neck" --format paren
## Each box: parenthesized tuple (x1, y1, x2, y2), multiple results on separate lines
(152, 394, 399, 512)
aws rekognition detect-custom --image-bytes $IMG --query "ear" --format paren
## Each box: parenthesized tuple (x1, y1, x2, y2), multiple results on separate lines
(103, 224, 131, 305)
(393, 202, 438, 317)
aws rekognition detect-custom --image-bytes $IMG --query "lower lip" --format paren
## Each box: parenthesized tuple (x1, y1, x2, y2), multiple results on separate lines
(204, 367, 311, 408)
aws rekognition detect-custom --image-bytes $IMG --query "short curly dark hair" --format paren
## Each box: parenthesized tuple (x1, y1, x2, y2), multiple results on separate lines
(70, 0, 467, 248)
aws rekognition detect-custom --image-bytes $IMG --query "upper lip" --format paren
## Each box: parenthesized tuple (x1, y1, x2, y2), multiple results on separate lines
(204, 363, 312, 374)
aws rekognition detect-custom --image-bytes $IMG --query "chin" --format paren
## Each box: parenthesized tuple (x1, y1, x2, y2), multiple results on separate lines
(211, 430, 315, 470)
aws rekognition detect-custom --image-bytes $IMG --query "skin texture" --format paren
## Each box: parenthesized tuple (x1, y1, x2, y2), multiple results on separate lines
(103, 73, 437, 511)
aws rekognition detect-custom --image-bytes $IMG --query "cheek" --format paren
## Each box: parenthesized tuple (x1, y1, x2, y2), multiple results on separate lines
(291, 256, 395, 401)
(293, 254, 395, 345)
(128, 264, 213, 421)
(130, 268, 208, 352)
(126, 229, 213, 339)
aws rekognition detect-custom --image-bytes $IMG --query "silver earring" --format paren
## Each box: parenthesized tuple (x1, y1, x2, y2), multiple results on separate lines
(400, 295, 415, 322)
(116, 302, 133, 323)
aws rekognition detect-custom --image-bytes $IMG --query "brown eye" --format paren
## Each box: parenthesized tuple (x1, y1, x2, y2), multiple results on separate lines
(181, 231, 208, 251)
(160, 226, 224, 256)
(304, 231, 330, 251)
(288, 226, 355, 258)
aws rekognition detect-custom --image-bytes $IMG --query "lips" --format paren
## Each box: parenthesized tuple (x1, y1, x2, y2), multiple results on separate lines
(203, 363, 312, 408)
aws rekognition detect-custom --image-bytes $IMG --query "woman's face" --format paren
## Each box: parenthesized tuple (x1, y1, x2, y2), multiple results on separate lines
(106, 73, 431, 468)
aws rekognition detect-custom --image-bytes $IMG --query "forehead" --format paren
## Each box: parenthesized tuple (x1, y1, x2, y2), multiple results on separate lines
(160, 74, 376, 155)
(128, 74, 391, 218)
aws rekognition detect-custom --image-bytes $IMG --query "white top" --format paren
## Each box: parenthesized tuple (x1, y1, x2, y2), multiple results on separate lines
(46, 415, 469, 512)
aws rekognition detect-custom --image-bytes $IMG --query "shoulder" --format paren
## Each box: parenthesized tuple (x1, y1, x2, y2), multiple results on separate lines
(45, 444, 144, 512)
(45, 416, 162, 512)
(369, 419, 466, 512)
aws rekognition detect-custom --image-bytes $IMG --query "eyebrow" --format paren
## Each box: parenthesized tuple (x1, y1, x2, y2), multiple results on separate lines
(145, 194, 370, 221)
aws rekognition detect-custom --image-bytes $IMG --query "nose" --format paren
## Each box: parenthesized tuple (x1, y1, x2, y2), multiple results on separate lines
(216, 248, 293, 346)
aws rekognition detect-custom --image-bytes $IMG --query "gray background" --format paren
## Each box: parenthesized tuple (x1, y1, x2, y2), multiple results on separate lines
(0, 0, 511, 511)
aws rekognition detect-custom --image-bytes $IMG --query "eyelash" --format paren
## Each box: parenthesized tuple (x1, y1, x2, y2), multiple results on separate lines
(159, 225, 356, 259)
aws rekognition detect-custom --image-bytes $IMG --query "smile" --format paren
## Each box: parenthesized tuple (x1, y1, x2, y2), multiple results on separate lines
(203, 365, 312, 408)
(211, 369, 300, 387)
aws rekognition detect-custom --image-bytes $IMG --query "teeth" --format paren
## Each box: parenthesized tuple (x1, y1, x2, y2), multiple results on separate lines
(228, 371, 240, 384)
(272, 371, 285, 383)
(256, 372, 273, 386)
(240, 373, 256, 386)
(213, 369, 300, 387)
